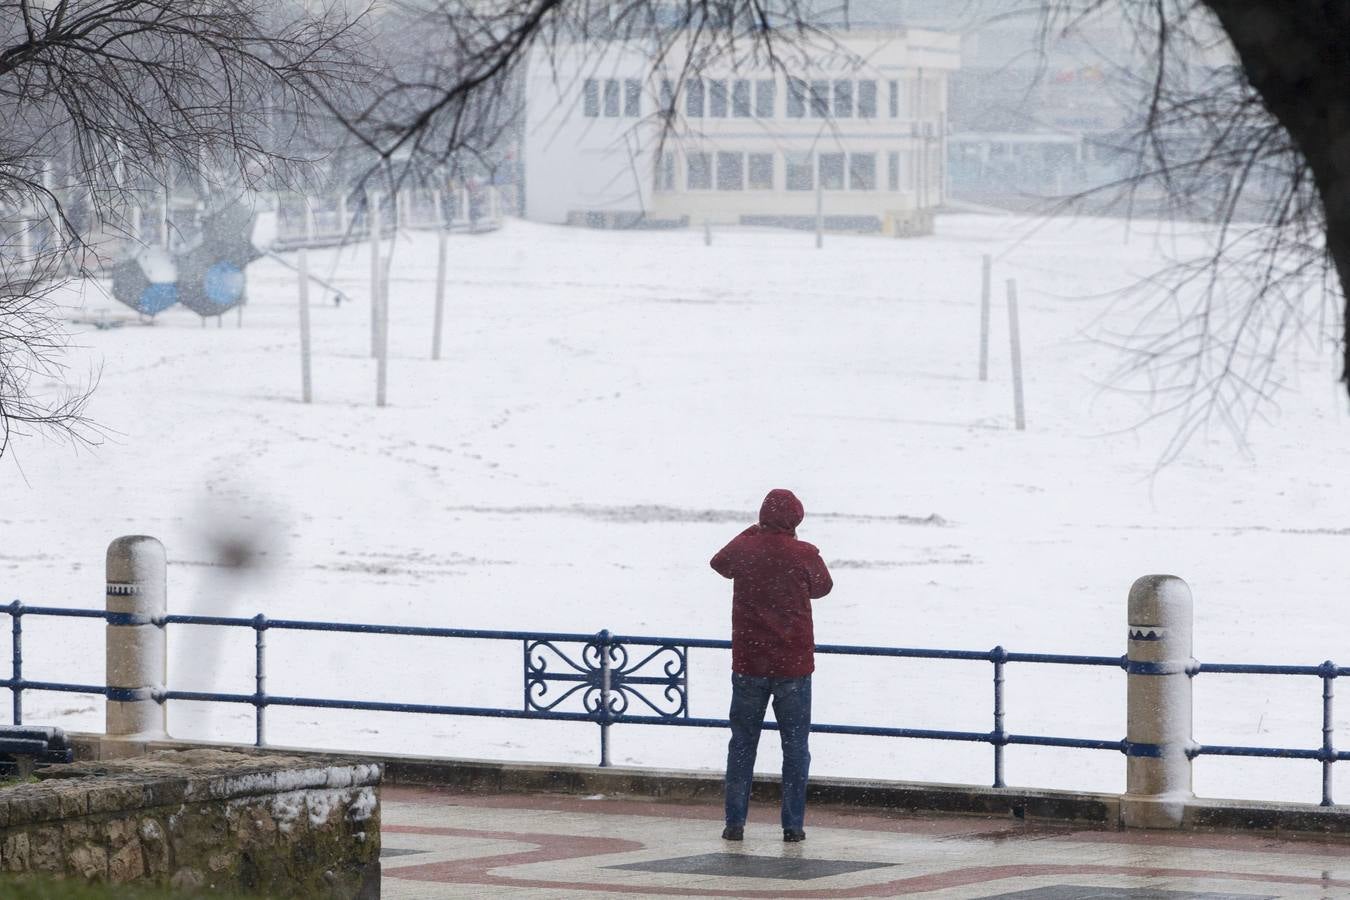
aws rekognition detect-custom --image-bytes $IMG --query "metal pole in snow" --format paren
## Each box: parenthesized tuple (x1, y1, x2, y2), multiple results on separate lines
(815, 170, 824, 249)
(1006, 278, 1025, 431)
(376, 256, 389, 408)
(298, 246, 313, 404)
(162, 169, 171, 251)
(978, 255, 991, 381)
(19, 216, 31, 273)
(369, 193, 381, 358)
(432, 229, 448, 361)
(704, 219, 712, 246)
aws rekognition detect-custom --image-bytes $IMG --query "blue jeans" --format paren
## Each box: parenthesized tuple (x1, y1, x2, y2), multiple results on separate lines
(724, 673, 812, 831)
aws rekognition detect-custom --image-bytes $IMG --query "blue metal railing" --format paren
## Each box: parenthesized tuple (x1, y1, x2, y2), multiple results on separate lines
(1193, 660, 1350, 806)
(0, 600, 1345, 804)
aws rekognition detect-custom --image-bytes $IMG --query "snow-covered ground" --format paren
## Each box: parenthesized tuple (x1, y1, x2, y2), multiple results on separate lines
(5, 214, 1349, 805)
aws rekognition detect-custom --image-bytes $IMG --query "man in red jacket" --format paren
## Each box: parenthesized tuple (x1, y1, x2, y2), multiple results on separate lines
(710, 488, 833, 843)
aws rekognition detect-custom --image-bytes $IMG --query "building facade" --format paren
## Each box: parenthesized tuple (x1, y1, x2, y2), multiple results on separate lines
(523, 30, 960, 234)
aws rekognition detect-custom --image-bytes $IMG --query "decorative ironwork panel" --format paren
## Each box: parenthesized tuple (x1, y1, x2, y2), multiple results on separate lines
(523, 636, 688, 720)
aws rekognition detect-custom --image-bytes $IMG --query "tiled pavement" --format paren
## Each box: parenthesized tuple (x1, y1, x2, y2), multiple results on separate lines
(380, 786, 1350, 898)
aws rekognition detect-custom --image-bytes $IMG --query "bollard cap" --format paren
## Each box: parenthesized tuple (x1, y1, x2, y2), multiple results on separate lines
(1128, 574, 1191, 626)
(106, 536, 167, 596)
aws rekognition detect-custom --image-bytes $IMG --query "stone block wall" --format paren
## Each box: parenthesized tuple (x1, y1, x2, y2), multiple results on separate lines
(0, 749, 380, 897)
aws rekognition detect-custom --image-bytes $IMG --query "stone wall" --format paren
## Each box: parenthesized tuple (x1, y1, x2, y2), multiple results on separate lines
(0, 749, 380, 897)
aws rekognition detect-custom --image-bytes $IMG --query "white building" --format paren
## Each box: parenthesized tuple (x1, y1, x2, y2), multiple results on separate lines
(523, 29, 960, 235)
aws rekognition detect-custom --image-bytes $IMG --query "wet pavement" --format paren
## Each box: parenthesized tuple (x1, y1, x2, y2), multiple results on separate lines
(380, 786, 1350, 898)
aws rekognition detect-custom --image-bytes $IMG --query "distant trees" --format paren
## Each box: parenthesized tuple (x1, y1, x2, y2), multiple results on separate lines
(0, 0, 363, 457)
(328, 1, 842, 181)
(4, 0, 1346, 460)
(1029, 1, 1341, 458)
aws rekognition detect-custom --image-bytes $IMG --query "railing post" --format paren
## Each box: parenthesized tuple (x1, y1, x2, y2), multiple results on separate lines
(10, 601, 22, 726)
(106, 536, 167, 738)
(1122, 574, 1194, 828)
(991, 645, 1007, 788)
(1320, 660, 1337, 806)
(598, 629, 612, 768)
(254, 614, 269, 748)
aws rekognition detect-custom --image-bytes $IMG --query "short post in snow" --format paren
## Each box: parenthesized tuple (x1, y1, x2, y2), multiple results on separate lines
(376, 256, 390, 408)
(105, 536, 167, 738)
(978, 255, 991, 381)
(298, 245, 313, 403)
(1006, 278, 1026, 430)
(431, 228, 448, 361)
(1122, 574, 1194, 828)
(369, 192, 381, 359)
(814, 177, 824, 249)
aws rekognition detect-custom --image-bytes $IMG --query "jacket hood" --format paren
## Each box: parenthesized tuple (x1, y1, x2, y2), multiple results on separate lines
(758, 489, 805, 534)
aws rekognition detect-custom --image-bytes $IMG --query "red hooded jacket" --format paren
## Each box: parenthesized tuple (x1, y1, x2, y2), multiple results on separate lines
(710, 489, 833, 677)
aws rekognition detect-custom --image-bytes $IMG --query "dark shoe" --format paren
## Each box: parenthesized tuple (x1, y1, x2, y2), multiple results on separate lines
(783, 829, 806, 843)
(722, 825, 744, 841)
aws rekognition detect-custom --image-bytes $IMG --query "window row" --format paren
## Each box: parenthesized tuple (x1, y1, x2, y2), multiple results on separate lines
(657, 150, 934, 192)
(583, 78, 642, 118)
(585, 75, 944, 121)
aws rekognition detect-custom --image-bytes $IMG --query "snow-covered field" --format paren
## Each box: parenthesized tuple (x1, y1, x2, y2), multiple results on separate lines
(5, 214, 1349, 804)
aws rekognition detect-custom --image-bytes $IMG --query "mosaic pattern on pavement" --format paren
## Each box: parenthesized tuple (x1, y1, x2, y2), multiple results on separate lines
(380, 786, 1350, 899)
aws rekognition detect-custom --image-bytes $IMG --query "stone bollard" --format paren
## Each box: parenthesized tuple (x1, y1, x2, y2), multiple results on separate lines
(106, 536, 167, 738)
(1122, 574, 1194, 828)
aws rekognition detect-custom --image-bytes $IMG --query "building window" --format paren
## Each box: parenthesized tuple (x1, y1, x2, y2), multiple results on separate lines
(660, 79, 675, 114)
(819, 152, 845, 189)
(858, 80, 877, 118)
(624, 79, 641, 117)
(810, 80, 829, 117)
(716, 152, 744, 190)
(755, 79, 776, 117)
(603, 79, 620, 117)
(833, 80, 853, 118)
(687, 78, 705, 117)
(709, 79, 728, 117)
(849, 153, 877, 190)
(887, 151, 900, 191)
(732, 79, 752, 117)
(583, 79, 600, 117)
(787, 78, 807, 118)
(687, 151, 711, 189)
(785, 152, 814, 190)
(888, 79, 899, 117)
(748, 153, 774, 189)
(655, 152, 675, 191)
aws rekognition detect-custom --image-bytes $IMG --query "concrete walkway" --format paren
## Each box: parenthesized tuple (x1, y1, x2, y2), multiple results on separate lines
(381, 786, 1350, 898)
